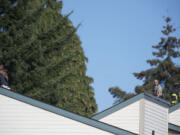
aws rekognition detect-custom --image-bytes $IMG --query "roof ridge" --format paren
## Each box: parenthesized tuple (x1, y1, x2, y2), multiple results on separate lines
(92, 92, 170, 120)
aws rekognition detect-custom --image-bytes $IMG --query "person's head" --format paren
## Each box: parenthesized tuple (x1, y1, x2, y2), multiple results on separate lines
(154, 79, 159, 86)
(0, 65, 4, 70)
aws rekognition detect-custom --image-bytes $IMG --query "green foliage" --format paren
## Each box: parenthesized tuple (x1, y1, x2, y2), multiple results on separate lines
(109, 87, 135, 104)
(0, 0, 97, 117)
(108, 17, 180, 104)
(133, 17, 180, 101)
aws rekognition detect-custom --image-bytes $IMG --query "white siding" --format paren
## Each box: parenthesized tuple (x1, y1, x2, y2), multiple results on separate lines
(144, 99, 168, 135)
(0, 94, 113, 135)
(100, 100, 140, 134)
(169, 109, 180, 126)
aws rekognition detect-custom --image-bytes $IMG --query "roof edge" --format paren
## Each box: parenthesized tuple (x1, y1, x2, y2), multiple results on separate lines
(93, 92, 170, 120)
(0, 88, 136, 135)
(144, 92, 170, 108)
(169, 123, 180, 133)
(169, 103, 180, 113)
(92, 93, 144, 120)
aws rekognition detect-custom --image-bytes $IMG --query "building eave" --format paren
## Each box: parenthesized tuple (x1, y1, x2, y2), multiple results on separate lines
(0, 87, 136, 135)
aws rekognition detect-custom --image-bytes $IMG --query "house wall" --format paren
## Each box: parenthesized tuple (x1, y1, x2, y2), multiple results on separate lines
(143, 99, 168, 135)
(169, 109, 180, 126)
(0, 94, 113, 135)
(100, 100, 140, 134)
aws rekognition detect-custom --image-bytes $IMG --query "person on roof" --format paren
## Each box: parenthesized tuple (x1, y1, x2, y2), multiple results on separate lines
(153, 79, 162, 98)
(171, 83, 179, 105)
(0, 65, 10, 89)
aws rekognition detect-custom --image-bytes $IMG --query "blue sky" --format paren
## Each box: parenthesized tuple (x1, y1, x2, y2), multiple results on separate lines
(62, 0, 180, 112)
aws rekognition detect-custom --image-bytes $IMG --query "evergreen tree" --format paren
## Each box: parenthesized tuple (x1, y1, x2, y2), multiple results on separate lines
(108, 17, 180, 104)
(109, 87, 135, 104)
(0, 0, 97, 117)
(133, 17, 180, 101)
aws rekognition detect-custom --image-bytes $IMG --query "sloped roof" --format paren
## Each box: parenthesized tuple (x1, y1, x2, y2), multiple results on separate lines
(168, 123, 180, 133)
(92, 92, 180, 133)
(92, 92, 170, 120)
(169, 103, 180, 113)
(0, 87, 136, 135)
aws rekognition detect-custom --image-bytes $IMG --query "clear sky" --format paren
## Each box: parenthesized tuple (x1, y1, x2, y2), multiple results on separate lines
(62, 0, 180, 112)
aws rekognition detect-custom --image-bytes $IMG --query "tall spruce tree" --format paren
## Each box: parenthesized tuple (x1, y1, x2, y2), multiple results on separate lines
(0, 0, 97, 117)
(133, 17, 180, 101)
(108, 17, 180, 104)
